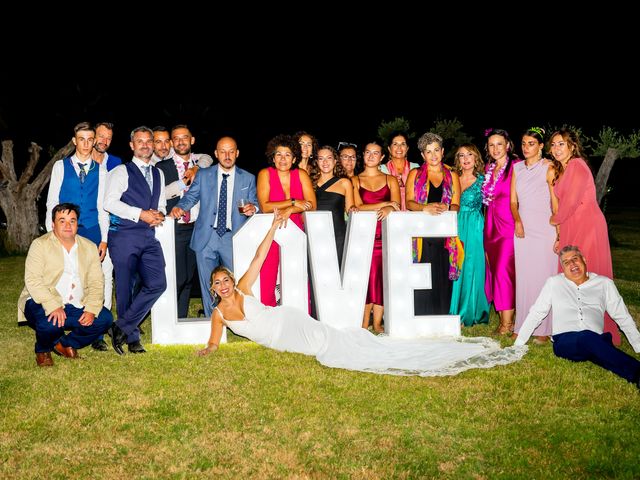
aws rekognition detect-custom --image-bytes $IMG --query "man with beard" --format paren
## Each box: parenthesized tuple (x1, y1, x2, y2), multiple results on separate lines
(85, 122, 122, 350)
(156, 125, 210, 318)
(104, 126, 167, 354)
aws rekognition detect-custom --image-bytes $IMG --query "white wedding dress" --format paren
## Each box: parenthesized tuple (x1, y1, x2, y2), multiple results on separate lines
(220, 292, 527, 377)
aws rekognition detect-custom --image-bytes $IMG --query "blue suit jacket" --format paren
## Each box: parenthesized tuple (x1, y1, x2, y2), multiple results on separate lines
(177, 165, 258, 252)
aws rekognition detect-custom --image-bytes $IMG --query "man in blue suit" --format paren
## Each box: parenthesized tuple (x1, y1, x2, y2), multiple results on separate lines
(170, 136, 258, 318)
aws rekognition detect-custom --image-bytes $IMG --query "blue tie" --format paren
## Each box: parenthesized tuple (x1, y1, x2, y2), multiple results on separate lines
(78, 163, 87, 184)
(216, 173, 229, 237)
(143, 165, 152, 191)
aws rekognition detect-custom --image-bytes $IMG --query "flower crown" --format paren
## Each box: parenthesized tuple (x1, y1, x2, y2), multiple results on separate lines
(484, 128, 511, 139)
(528, 126, 546, 138)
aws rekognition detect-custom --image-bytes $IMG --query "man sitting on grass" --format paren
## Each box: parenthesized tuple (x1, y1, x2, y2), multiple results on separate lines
(515, 245, 640, 389)
(18, 203, 113, 366)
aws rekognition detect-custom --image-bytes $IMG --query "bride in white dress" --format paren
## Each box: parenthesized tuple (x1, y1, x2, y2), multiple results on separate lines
(198, 212, 527, 376)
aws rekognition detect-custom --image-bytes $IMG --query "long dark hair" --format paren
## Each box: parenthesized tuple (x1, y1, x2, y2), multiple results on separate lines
(484, 128, 518, 179)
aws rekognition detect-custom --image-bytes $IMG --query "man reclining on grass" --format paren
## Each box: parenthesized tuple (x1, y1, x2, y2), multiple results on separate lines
(515, 245, 640, 389)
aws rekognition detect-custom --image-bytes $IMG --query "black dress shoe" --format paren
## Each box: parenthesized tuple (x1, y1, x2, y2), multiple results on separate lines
(91, 339, 109, 351)
(107, 324, 126, 355)
(127, 341, 146, 354)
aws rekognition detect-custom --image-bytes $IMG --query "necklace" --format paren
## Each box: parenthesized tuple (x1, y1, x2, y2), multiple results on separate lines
(481, 161, 506, 206)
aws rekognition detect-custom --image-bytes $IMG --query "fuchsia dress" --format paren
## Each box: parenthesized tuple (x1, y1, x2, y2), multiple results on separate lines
(484, 162, 517, 311)
(360, 182, 391, 306)
(260, 167, 304, 307)
(552, 157, 619, 345)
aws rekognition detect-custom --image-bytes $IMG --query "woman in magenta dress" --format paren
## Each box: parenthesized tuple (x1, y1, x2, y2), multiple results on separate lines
(511, 128, 557, 343)
(352, 141, 400, 333)
(549, 128, 619, 345)
(256, 134, 317, 306)
(482, 128, 519, 334)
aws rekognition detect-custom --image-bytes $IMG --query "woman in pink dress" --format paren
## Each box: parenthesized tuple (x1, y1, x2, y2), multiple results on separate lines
(352, 141, 400, 333)
(482, 128, 519, 335)
(511, 127, 557, 343)
(257, 134, 317, 306)
(549, 128, 619, 345)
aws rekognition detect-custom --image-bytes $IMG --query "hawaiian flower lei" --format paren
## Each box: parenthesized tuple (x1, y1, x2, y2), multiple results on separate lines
(481, 162, 506, 206)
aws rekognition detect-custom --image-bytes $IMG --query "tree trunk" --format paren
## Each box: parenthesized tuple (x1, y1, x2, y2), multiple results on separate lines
(0, 139, 75, 253)
(595, 147, 619, 205)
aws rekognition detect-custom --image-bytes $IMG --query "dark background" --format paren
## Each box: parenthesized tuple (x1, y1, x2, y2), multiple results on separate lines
(2, 65, 639, 212)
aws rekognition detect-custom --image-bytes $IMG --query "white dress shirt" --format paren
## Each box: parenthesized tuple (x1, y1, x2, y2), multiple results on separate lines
(215, 166, 236, 231)
(103, 157, 167, 222)
(54, 242, 84, 308)
(164, 154, 201, 223)
(45, 155, 109, 242)
(515, 273, 640, 353)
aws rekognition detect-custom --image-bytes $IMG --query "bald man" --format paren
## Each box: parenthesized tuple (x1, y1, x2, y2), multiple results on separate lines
(170, 136, 258, 318)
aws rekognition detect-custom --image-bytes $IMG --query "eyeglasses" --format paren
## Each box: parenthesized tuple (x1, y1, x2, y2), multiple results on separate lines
(340, 154, 356, 161)
(337, 142, 357, 151)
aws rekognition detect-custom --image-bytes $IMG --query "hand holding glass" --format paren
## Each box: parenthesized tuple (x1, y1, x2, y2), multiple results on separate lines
(238, 198, 249, 214)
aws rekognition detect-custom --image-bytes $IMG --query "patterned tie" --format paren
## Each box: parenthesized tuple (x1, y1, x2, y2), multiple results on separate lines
(216, 173, 229, 237)
(78, 163, 87, 184)
(143, 165, 153, 191)
(182, 161, 191, 223)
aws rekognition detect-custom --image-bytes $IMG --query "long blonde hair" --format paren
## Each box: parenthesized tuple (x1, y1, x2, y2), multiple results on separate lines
(453, 143, 484, 177)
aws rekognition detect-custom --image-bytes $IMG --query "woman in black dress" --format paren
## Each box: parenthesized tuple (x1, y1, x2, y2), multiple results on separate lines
(309, 145, 355, 267)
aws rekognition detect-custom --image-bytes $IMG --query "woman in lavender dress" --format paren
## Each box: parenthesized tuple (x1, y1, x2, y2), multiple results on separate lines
(511, 128, 557, 343)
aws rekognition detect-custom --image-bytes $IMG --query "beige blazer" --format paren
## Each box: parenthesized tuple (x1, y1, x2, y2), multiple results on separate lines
(17, 232, 104, 325)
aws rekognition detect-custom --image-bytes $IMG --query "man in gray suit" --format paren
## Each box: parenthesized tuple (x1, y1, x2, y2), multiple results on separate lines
(170, 136, 258, 318)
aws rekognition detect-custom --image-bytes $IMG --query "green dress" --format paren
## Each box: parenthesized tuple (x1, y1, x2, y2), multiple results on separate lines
(449, 175, 490, 326)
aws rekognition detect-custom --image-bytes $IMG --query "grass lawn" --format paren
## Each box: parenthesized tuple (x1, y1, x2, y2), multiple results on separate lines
(1, 209, 639, 479)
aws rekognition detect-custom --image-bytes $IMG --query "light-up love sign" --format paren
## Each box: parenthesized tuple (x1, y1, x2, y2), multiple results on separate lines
(152, 211, 459, 344)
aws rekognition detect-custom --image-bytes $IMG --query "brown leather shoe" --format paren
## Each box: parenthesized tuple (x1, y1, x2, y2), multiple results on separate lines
(53, 342, 80, 359)
(36, 352, 53, 367)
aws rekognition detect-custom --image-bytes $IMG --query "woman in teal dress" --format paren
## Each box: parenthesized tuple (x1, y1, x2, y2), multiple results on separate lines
(449, 144, 490, 326)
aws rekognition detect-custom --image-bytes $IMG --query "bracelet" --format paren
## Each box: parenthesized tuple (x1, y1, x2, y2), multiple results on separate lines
(291, 198, 295, 206)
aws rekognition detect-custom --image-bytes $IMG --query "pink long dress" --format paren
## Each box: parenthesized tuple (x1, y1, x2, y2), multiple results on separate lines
(552, 157, 619, 344)
(513, 160, 557, 335)
(260, 167, 304, 307)
(484, 162, 516, 311)
(359, 183, 391, 306)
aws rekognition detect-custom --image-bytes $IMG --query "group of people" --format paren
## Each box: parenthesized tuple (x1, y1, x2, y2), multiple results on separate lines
(16, 123, 640, 388)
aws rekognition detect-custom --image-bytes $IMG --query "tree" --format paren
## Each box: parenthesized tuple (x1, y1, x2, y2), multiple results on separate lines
(0, 140, 74, 253)
(377, 117, 415, 146)
(430, 118, 473, 163)
(588, 127, 640, 205)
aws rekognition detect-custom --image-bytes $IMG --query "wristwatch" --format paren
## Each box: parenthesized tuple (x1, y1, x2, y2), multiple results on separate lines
(291, 198, 295, 206)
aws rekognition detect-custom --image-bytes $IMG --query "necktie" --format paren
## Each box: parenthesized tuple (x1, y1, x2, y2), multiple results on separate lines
(182, 162, 191, 223)
(143, 165, 153, 191)
(216, 173, 229, 237)
(78, 163, 87, 184)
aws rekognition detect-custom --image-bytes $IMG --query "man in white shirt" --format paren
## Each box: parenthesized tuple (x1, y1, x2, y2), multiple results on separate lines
(104, 126, 167, 355)
(18, 203, 113, 366)
(515, 245, 640, 388)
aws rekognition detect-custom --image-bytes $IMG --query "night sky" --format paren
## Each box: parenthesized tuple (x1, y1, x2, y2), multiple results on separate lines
(2, 60, 639, 207)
